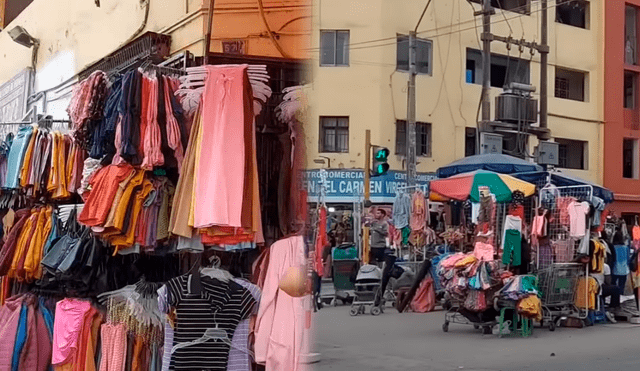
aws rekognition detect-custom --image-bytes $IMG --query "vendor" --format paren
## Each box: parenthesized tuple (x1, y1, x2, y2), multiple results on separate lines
(593, 263, 621, 323)
(368, 208, 389, 262)
(367, 208, 395, 306)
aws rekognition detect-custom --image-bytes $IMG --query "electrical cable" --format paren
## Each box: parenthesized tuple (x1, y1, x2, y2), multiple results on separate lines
(307, 0, 561, 53)
(257, 0, 292, 58)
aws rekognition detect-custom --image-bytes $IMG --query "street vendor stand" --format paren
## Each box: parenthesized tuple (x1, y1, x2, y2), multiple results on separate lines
(430, 171, 541, 335)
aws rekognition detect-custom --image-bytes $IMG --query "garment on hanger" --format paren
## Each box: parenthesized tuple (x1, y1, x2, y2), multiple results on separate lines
(410, 190, 427, 231)
(392, 192, 411, 229)
(165, 274, 256, 371)
(254, 236, 306, 371)
(567, 200, 590, 238)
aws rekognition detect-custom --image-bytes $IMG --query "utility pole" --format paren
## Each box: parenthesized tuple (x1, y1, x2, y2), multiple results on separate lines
(406, 31, 417, 188)
(363, 129, 371, 264)
(539, 0, 550, 139)
(481, 0, 492, 124)
(475, 0, 551, 143)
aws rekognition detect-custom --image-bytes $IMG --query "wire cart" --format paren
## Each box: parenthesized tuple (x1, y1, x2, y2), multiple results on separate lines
(537, 263, 584, 331)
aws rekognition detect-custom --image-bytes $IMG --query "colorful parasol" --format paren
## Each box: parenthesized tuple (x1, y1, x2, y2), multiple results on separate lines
(429, 170, 535, 203)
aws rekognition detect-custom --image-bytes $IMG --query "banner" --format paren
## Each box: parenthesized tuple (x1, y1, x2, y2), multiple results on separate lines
(304, 169, 435, 203)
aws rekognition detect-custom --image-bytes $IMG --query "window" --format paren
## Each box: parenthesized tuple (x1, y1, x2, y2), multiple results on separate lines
(556, 138, 587, 170)
(396, 34, 432, 74)
(556, 0, 589, 29)
(466, 48, 530, 87)
(0, 0, 34, 29)
(623, 138, 639, 179)
(465, 128, 477, 157)
(626, 6, 638, 65)
(319, 116, 349, 153)
(555, 68, 586, 102)
(320, 30, 349, 66)
(469, 0, 529, 15)
(395, 120, 432, 157)
(625, 71, 637, 109)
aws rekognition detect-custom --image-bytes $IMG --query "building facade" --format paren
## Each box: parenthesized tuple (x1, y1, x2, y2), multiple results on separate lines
(604, 0, 640, 218)
(0, 0, 310, 120)
(306, 0, 603, 190)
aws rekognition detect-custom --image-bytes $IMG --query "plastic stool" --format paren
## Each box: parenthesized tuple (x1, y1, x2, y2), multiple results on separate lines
(497, 306, 533, 338)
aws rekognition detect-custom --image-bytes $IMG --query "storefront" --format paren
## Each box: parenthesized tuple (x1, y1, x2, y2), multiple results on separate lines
(305, 169, 434, 247)
(0, 32, 310, 371)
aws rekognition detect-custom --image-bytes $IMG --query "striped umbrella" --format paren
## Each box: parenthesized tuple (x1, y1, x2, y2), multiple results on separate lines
(429, 170, 536, 203)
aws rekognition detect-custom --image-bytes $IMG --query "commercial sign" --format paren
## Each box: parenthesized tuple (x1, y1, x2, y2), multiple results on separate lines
(304, 169, 436, 203)
(0, 68, 32, 124)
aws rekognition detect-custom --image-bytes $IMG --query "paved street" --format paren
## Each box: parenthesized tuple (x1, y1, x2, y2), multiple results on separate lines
(312, 304, 640, 371)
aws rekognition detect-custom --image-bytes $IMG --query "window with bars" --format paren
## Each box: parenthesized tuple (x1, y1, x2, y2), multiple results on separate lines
(319, 116, 349, 153)
(555, 67, 586, 102)
(395, 120, 432, 157)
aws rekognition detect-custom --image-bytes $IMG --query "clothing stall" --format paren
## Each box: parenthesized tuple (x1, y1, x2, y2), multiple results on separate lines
(0, 52, 309, 371)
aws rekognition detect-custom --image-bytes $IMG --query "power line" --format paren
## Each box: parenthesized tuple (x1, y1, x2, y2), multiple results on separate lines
(307, 0, 561, 52)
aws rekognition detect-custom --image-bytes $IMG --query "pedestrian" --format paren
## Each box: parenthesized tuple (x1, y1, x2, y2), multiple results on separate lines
(366, 208, 395, 306)
(593, 263, 622, 323)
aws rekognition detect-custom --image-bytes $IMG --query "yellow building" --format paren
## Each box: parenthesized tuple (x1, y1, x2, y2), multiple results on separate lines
(306, 0, 603, 194)
(0, 0, 310, 120)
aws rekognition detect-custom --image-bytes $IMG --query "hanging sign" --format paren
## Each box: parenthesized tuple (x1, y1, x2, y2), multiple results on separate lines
(304, 169, 435, 203)
(0, 68, 32, 123)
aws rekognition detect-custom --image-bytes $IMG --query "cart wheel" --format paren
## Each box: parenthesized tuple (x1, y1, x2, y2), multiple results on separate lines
(442, 322, 449, 332)
(371, 306, 382, 316)
(482, 326, 492, 335)
(584, 317, 593, 327)
(349, 307, 358, 316)
(549, 321, 556, 332)
(473, 324, 480, 330)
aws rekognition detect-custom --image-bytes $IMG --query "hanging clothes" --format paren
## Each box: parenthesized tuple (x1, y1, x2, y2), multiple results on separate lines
(254, 236, 307, 371)
(392, 192, 411, 229)
(314, 207, 328, 277)
(193, 65, 250, 229)
(410, 190, 427, 231)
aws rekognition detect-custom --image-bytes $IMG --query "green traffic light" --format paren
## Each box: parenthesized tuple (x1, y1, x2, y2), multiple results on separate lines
(375, 148, 389, 160)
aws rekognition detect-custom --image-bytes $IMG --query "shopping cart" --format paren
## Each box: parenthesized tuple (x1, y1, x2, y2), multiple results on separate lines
(324, 244, 359, 306)
(536, 263, 583, 331)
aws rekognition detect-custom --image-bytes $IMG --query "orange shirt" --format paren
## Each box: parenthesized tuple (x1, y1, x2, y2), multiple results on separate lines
(78, 164, 135, 227)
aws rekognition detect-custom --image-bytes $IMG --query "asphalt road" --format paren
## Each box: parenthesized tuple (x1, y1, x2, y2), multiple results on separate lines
(311, 304, 640, 371)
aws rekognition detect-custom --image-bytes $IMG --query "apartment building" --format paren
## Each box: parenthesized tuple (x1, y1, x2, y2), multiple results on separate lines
(603, 0, 640, 218)
(306, 0, 603, 204)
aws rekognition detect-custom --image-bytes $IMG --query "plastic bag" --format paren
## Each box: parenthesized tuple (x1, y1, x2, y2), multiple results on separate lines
(411, 277, 436, 313)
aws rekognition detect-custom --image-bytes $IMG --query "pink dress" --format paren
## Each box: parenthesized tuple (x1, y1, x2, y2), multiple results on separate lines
(254, 236, 308, 371)
(194, 65, 249, 228)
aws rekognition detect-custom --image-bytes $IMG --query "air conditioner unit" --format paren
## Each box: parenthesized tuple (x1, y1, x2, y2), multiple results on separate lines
(495, 93, 538, 124)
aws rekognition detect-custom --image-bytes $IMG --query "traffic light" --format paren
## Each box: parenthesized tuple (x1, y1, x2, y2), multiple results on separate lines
(371, 146, 389, 177)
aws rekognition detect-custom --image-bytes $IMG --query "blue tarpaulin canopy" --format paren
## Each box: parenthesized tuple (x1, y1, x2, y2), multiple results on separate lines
(436, 154, 543, 179)
(512, 171, 615, 204)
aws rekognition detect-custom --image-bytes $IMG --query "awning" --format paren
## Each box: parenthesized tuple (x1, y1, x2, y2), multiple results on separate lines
(437, 154, 543, 179)
(512, 171, 615, 204)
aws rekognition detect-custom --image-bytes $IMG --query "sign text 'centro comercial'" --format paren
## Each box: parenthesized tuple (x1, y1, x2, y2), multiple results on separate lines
(304, 169, 435, 203)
